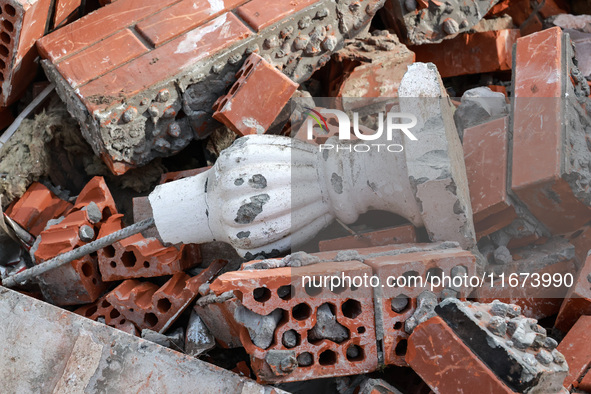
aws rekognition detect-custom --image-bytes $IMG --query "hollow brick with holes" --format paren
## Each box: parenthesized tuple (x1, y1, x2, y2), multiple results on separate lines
(361, 245, 477, 366)
(106, 260, 226, 333)
(5, 182, 73, 237)
(31, 177, 118, 306)
(212, 53, 299, 136)
(210, 260, 378, 384)
(96, 214, 202, 281)
(75, 294, 139, 336)
(0, 0, 53, 106)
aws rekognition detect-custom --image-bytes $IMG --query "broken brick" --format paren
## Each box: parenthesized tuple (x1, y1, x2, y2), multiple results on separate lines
(318, 225, 417, 253)
(410, 299, 568, 393)
(106, 272, 201, 333)
(5, 182, 73, 237)
(512, 27, 591, 234)
(327, 32, 415, 100)
(209, 260, 378, 384)
(213, 53, 299, 136)
(410, 29, 520, 78)
(96, 214, 201, 281)
(75, 294, 140, 336)
(407, 316, 515, 393)
(0, 0, 53, 106)
(555, 251, 591, 333)
(53, 0, 83, 28)
(37, 0, 379, 174)
(31, 176, 117, 305)
(556, 315, 591, 391)
(159, 167, 211, 184)
(463, 116, 517, 239)
(362, 244, 477, 366)
(381, 0, 502, 45)
(474, 238, 577, 320)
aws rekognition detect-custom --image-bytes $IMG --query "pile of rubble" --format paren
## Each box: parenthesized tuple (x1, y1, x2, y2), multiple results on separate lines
(1, 0, 591, 392)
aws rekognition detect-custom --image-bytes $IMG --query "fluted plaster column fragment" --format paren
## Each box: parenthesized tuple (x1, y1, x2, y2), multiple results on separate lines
(399, 62, 476, 249)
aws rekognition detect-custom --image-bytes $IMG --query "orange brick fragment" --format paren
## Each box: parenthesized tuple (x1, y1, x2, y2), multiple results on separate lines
(213, 53, 299, 136)
(97, 214, 201, 281)
(410, 29, 520, 78)
(318, 225, 417, 252)
(5, 182, 72, 237)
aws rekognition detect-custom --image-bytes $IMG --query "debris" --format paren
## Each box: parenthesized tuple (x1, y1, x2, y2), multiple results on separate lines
(410, 29, 520, 77)
(213, 53, 299, 136)
(408, 299, 568, 393)
(185, 309, 216, 357)
(512, 27, 591, 234)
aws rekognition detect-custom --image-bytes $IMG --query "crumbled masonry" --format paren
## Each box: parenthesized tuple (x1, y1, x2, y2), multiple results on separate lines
(1, 0, 591, 392)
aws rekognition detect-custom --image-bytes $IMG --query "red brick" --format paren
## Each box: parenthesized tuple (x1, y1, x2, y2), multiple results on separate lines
(106, 272, 201, 333)
(194, 296, 244, 348)
(327, 33, 415, 100)
(159, 167, 210, 184)
(97, 214, 201, 281)
(36, 0, 179, 63)
(236, 0, 320, 32)
(555, 252, 591, 332)
(512, 27, 591, 234)
(556, 315, 591, 390)
(569, 224, 591, 265)
(463, 116, 514, 228)
(33, 176, 117, 305)
(55, 28, 149, 87)
(473, 244, 576, 320)
(75, 294, 140, 336)
(318, 225, 418, 253)
(407, 316, 515, 394)
(213, 53, 298, 136)
(136, 0, 247, 47)
(79, 13, 252, 111)
(410, 29, 520, 78)
(53, 0, 82, 28)
(363, 247, 477, 366)
(5, 182, 73, 237)
(209, 260, 378, 383)
(0, 0, 53, 106)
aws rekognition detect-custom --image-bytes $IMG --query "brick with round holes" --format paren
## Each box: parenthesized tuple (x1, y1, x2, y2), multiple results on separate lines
(209, 260, 378, 383)
(361, 245, 477, 366)
(105, 260, 225, 333)
(75, 294, 140, 336)
(96, 214, 202, 281)
(31, 176, 118, 306)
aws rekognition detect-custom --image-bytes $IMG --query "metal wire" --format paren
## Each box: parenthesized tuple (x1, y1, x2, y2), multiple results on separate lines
(2, 217, 155, 288)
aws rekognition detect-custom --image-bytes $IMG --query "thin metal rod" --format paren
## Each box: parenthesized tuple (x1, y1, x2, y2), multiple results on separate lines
(2, 217, 155, 288)
(0, 84, 56, 148)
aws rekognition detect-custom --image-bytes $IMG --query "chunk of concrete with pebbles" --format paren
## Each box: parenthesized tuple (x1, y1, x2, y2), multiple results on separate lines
(399, 63, 476, 249)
